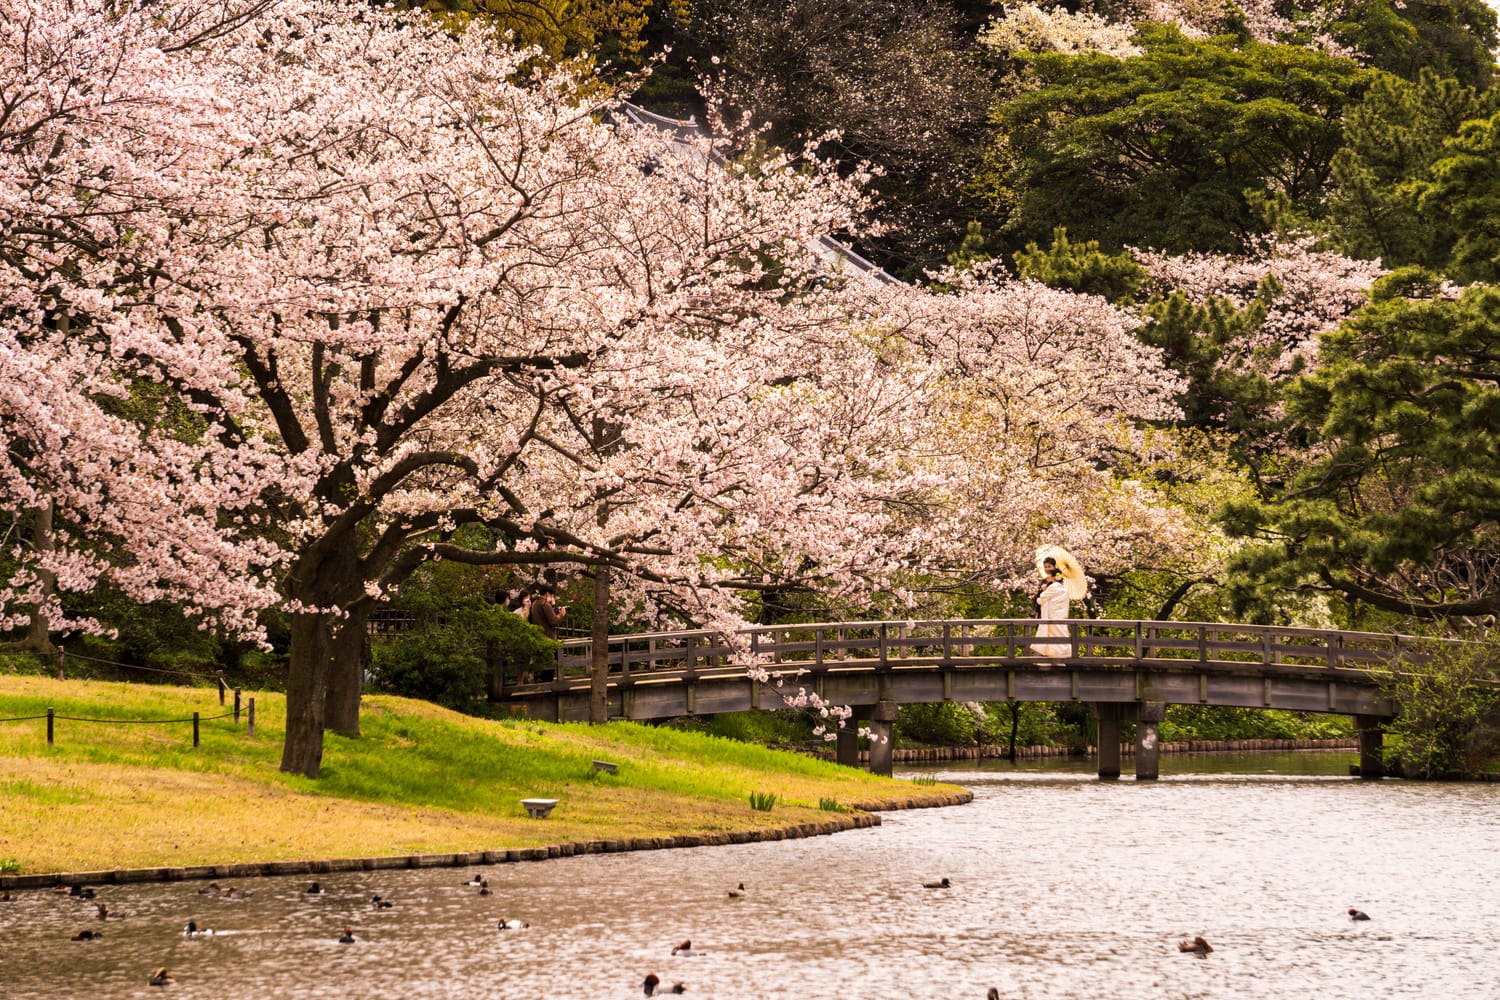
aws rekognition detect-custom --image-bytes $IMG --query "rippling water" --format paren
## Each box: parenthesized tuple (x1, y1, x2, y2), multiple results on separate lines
(7, 752, 1499, 999)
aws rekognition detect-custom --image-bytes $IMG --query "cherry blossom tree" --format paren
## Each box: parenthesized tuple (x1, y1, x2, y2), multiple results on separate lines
(4, 0, 921, 773)
(2, 0, 1199, 777)
(981, 3, 1143, 59)
(1130, 234, 1386, 379)
(0, 0, 291, 644)
(870, 269, 1192, 593)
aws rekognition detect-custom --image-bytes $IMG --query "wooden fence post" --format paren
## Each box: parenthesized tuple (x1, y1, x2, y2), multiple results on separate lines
(192, 712, 200, 748)
(247, 697, 255, 736)
(233, 689, 241, 724)
(46, 707, 54, 745)
(54, 650, 64, 681)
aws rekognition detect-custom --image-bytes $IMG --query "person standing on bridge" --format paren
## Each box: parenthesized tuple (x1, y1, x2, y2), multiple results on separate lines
(528, 584, 567, 682)
(1030, 546, 1086, 657)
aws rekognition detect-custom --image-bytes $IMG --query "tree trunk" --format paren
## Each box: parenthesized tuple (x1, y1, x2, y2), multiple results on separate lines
(280, 532, 362, 776)
(1007, 699, 1019, 763)
(589, 562, 610, 724)
(19, 500, 57, 655)
(280, 612, 336, 777)
(323, 608, 369, 735)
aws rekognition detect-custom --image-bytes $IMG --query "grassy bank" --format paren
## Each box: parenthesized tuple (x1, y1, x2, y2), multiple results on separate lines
(0, 677, 960, 875)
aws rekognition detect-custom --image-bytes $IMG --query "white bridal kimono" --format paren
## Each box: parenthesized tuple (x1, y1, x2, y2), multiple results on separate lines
(1030, 579, 1072, 657)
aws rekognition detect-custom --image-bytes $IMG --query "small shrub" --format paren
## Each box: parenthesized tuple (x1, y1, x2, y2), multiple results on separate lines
(0, 858, 19, 874)
(1379, 646, 1500, 779)
(367, 557, 558, 712)
(979, 700, 1076, 747)
(1159, 705, 1352, 742)
(896, 702, 977, 746)
(818, 797, 842, 811)
(749, 791, 778, 812)
(909, 774, 937, 786)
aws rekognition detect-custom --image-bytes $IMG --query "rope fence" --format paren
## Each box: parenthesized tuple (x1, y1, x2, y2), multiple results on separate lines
(56, 649, 222, 683)
(0, 698, 257, 747)
(2, 646, 266, 748)
(27, 648, 245, 708)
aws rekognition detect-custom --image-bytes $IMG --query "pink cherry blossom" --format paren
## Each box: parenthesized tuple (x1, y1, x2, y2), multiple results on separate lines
(1, 0, 1201, 774)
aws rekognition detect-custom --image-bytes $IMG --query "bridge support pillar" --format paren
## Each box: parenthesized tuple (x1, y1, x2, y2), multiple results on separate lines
(867, 699, 898, 777)
(1135, 701, 1165, 781)
(1355, 715, 1385, 779)
(1094, 703, 1122, 780)
(837, 706, 870, 768)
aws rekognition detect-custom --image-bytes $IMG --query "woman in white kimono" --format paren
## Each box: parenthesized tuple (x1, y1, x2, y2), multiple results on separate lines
(1030, 546, 1086, 657)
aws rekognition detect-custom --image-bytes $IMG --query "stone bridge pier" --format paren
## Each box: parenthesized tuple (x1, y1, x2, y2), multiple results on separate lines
(837, 685, 899, 776)
(1091, 702, 1389, 781)
(1093, 701, 1165, 780)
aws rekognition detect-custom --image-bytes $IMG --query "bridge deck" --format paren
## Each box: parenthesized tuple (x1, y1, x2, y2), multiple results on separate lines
(498, 619, 1468, 723)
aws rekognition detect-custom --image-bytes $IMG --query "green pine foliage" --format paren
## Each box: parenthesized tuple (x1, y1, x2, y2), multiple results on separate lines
(1224, 271, 1500, 623)
(1013, 227, 1148, 303)
(1328, 70, 1497, 271)
(984, 23, 1368, 255)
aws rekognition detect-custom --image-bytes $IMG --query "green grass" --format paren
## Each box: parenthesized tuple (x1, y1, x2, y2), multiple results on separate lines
(748, 791, 778, 811)
(0, 675, 964, 874)
(703, 710, 815, 746)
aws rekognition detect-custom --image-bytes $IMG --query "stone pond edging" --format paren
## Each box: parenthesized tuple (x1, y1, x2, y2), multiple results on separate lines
(0, 790, 972, 891)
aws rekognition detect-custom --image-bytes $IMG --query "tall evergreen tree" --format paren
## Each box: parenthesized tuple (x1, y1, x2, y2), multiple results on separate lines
(1223, 270, 1500, 621)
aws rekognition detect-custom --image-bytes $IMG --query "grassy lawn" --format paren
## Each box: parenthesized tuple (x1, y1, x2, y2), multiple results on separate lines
(0, 676, 960, 875)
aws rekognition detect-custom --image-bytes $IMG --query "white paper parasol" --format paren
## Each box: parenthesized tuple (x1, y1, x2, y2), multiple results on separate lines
(1035, 545, 1088, 601)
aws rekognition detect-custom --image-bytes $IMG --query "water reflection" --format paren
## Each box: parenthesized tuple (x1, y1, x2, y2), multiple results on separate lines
(5, 753, 1498, 999)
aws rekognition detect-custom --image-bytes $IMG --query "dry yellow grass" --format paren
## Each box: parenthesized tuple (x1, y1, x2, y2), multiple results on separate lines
(0, 676, 963, 875)
(0, 756, 844, 874)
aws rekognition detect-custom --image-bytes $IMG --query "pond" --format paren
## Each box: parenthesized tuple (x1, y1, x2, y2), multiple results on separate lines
(7, 751, 1499, 998)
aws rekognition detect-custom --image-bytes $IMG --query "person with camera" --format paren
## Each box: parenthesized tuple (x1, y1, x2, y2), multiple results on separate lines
(528, 584, 567, 682)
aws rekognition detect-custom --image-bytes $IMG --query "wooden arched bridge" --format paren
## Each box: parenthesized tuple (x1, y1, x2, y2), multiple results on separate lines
(500, 619, 1453, 781)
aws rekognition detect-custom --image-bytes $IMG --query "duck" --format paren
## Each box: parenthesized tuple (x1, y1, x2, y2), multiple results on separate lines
(184, 920, 215, 937)
(1178, 936, 1213, 957)
(338, 926, 356, 944)
(69, 884, 96, 899)
(71, 929, 102, 941)
(149, 968, 175, 987)
(671, 940, 699, 957)
(370, 894, 393, 909)
(1348, 908, 1371, 921)
(197, 883, 222, 896)
(987, 990, 1000, 1000)
(727, 883, 746, 899)
(0, 891, 11, 902)
(51, 883, 70, 894)
(643, 974, 686, 996)
(922, 878, 951, 889)
(97, 903, 120, 920)
(463, 875, 487, 887)
(305, 882, 324, 895)
(497, 918, 529, 930)
(220, 886, 252, 900)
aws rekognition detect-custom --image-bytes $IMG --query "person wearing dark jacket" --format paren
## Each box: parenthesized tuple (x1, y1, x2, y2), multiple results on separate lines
(528, 585, 566, 681)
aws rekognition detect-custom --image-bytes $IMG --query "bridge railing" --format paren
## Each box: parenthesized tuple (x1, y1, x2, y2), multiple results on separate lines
(533, 619, 1460, 692)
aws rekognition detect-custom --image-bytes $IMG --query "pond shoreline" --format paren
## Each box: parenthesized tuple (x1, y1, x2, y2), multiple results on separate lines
(0, 789, 972, 891)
